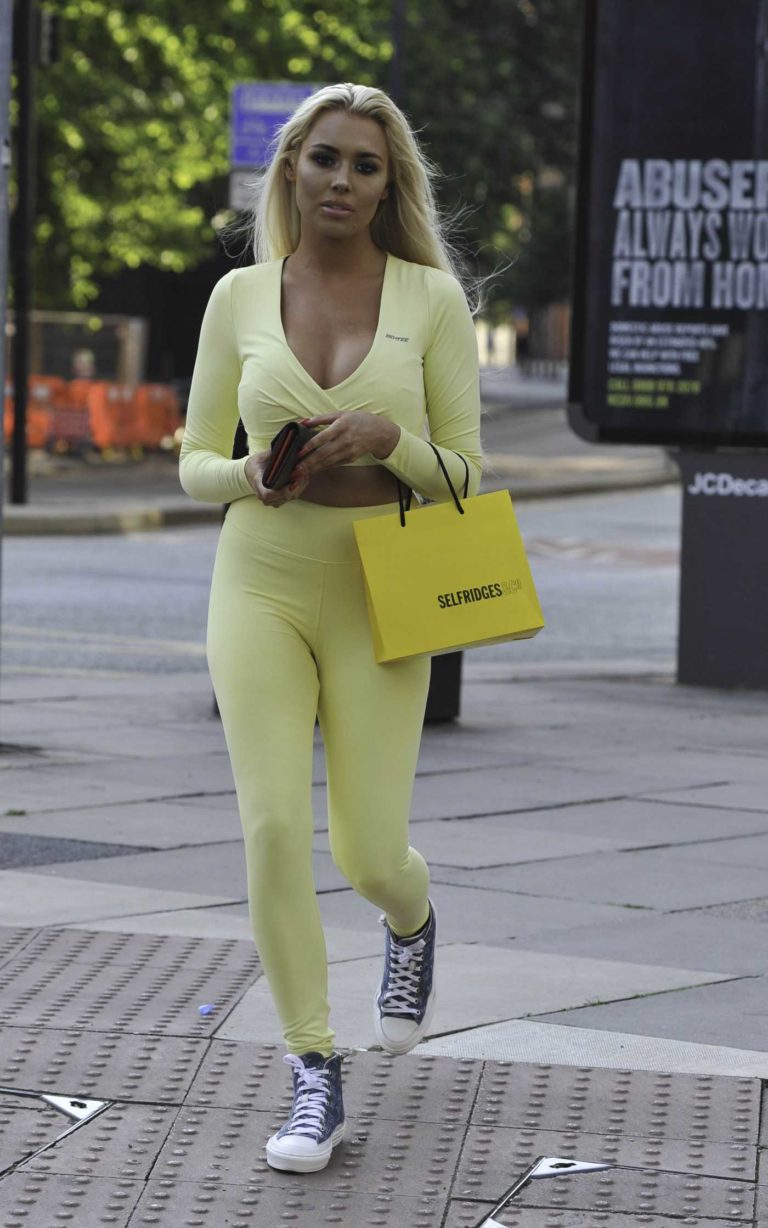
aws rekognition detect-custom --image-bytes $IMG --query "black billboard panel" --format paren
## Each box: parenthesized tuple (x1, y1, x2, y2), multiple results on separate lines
(569, 0, 768, 447)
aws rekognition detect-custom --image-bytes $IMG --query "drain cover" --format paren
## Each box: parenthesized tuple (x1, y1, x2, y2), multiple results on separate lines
(476, 1155, 614, 1226)
(0, 1086, 112, 1180)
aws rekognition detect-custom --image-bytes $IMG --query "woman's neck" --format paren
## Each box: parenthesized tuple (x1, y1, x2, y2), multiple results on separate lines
(287, 233, 386, 278)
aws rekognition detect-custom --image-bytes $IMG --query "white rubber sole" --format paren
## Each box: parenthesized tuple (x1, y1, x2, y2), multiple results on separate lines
(265, 1120, 345, 1172)
(374, 901, 438, 1055)
(374, 981, 437, 1056)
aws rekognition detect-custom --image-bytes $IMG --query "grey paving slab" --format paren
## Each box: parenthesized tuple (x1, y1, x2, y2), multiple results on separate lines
(186, 1043, 482, 1128)
(0, 831, 152, 869)
(662, 832, 768, 871)
(314, 818, 624, 868)
(505, 911, 768, 976)
(0, 927, 260, 1037)
(217, 942, 732, 1049)
(26, 1102, 177, 1181)
(510, 1163, 754, 1220)
(453, 1123, 755, 1198)
(0, 800, 242, 848)
(150, 1102, 464, 1199)
(642, 783, 768, 814)
(0, 1025, 207, 1104)
(0, 927, 35, 971)
(469, 1061, 760, 1144)
(705, 897, 768, 923)
(404, 766, 664, 823)
(0, 1098, 56, 1176)
(317, 881, 636, 945)
(468, 796, 768, 847)
(0, 1171, 144, 1228)
(430, 848, 768, 910)
(536, 974, 768, 1051)
(445, 1205, 740, 1228)
(0, 771, 183, 814)
(28, 842, 345, 896)
(0, 871, 238, 926)
(16, 925, 257, 973)
(129, 1179, 444, 1228)
(418, 1019, 768, 1078)
(756, 1146, 768, 1224)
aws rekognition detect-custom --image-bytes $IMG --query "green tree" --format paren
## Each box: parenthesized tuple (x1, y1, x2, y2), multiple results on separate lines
(21, 0, 582, 314)
(399, 0, 582, 314)
(28, 0, 391, 306)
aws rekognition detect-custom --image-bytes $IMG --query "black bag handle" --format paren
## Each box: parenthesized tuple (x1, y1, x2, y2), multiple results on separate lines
(397, 444, 470, 527)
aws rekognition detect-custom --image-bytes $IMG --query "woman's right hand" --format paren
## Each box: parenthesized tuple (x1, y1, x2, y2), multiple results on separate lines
(244, 451, 310, 506)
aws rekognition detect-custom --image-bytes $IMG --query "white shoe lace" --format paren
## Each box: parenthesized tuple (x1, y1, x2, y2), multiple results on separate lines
(282, 1054, 331, 1139)
(379, 920, 427, 1018)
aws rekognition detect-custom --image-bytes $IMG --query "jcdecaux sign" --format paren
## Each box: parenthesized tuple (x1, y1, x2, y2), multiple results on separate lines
(569, 0, 768, 449)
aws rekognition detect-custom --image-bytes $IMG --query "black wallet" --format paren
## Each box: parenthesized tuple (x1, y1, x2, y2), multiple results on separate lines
(262, 422, 315, 490)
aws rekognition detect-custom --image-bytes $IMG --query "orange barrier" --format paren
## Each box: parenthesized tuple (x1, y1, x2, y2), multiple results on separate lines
(4, 377, 182, 450)
(4, 380, 54, 449)
(134, 384, 181, 448)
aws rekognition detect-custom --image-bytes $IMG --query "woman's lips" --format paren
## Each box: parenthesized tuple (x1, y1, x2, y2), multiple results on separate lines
(320, 203, 353, 217)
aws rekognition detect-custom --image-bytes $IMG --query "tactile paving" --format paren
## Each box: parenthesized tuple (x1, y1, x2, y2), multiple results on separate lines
(6, 926, 258, 972)
(130, 1178, 444, 1226)
(187, 1042, 483, 1125)
(453, 1126, 755, 1219)
(151, 1102, 464, 1199)
(0, 928, 260, 1035)
(26, 1102, 177, 1180)
(0, 1099, 53, 1176)
(454, 1123, 755, 1188)
(0, 927, 34, 971)
(0, 1170, 143, 1228)
(512, 1165, 753, 1220)
(0, 1027, 208, 1103)
(472, 1062, 760, 1144)
(445, 1206, 742, 1228)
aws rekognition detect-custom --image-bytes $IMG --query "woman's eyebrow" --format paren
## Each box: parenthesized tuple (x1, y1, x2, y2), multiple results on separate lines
(309, 142, 383, 160)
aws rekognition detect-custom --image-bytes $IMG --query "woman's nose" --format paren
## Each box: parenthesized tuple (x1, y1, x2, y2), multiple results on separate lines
(331, 164, 351, 190)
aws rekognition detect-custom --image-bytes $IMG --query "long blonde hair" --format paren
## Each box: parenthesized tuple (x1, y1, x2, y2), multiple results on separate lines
(249, 82, 466, 288)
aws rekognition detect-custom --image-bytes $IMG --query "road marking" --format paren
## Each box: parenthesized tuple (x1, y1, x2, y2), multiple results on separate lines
(3, 625, 206, 655)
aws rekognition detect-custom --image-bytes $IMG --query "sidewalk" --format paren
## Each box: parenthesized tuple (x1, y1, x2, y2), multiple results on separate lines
(1, 645, 766, 1222)
(1, 370, 679, 535)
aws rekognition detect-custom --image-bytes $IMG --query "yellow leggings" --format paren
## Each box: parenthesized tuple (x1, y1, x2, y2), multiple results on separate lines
(207, 494, 432, 1057)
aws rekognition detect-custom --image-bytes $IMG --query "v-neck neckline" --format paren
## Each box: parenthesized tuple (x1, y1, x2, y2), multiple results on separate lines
(277, 253, 391, 395)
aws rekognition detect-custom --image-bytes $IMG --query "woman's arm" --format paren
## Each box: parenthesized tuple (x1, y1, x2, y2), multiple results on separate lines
(178, 271, 255, 504)
(376, 268, 483, 500)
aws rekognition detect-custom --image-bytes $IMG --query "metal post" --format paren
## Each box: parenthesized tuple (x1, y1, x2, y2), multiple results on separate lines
(0, 0, 14, 663)
(388, 0, 405, 105)
(10, 0, 37, 505)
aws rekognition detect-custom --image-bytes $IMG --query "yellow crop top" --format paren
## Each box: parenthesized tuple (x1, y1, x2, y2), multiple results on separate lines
(178, 253, 483, 504)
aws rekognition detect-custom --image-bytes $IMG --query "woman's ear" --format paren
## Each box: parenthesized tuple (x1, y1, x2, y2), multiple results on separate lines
(285, 157, 296, 182)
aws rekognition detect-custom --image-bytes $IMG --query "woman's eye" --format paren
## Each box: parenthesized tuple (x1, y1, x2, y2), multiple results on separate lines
(358, 163, 378, 175)
(312, 154, 334, 166)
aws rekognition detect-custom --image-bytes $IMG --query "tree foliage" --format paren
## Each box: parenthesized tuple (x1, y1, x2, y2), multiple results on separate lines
(20, 0, 582, 313)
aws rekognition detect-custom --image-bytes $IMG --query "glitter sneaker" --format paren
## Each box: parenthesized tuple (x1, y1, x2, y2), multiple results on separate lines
(374, 898, 437, 1055)
(265, 1050, 345, 1173)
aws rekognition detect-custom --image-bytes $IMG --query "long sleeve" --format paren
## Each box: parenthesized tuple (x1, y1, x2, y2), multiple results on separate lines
(178, 271, 254, 504)
(379, 268, 483, 501)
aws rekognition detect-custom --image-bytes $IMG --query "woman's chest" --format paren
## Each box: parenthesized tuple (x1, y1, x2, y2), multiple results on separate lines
(280, 282, 382, 392)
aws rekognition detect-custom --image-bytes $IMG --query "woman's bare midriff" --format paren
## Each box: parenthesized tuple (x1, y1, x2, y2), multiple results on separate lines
(299, 464, 400, 507)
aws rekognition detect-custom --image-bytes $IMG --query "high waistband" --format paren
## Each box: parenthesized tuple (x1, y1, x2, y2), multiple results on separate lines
(224, 493, 397, 564)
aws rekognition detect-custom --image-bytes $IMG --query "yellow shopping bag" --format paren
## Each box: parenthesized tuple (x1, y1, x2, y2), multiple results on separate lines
(353, 462, 545, 663)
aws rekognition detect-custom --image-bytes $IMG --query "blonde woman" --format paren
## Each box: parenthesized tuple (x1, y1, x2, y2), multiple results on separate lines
(180, 82, 482, 1173)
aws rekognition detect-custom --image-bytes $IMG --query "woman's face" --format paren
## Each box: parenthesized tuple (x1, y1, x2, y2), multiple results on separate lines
(287, 110, 390, 240)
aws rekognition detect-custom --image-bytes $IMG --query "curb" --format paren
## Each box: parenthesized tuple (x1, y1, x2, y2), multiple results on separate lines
(2, 465, 680, 536)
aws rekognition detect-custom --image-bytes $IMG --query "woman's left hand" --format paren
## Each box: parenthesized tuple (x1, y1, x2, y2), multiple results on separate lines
(294, 412, 400, 475)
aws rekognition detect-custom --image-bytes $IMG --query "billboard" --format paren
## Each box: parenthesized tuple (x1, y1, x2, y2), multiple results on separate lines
(569, 0, 768, 447)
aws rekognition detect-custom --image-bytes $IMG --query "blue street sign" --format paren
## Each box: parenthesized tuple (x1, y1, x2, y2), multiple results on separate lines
(231, 82, 319, 168)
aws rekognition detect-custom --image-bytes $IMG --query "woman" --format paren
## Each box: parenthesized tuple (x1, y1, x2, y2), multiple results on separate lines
(179, 82, 482, 1174)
